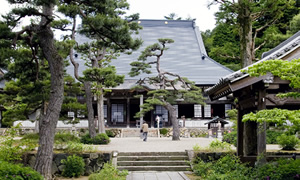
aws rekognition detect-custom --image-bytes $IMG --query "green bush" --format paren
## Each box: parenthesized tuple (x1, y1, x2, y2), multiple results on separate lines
(193, 154, 252, 180)
(0, 125, 36, 162)
(80, 133, 93, 144)
(277, 134, 299, 150)
(105, 130, 115, 137)
(253, 158, 300, 179)
(266, 130, 283, 144)
(93, 133, 110, 144)
(209, 140, 232, 151)
(222, 130, 237, 147)
(81, 133, 110, 145)
(159, 128, 168, 136)
(89, 163, 128, 180)
(61, 155, 85, 178)
(0, 161, 43, 180)
(54, 131, 80, 143)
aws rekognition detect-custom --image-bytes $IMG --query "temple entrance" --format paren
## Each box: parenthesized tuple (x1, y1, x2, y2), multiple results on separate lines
(129, 103, 151, 128)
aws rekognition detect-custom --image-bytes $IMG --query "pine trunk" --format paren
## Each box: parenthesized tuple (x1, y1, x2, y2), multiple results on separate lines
(84, 81, 97, 138)
(97, 88, 106, 134)
(165, 103, 180, 141)
(238, 0, 253, 68)
(34, 4, 64, 180)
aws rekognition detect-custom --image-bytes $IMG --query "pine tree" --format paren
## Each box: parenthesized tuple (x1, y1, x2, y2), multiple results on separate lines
(58, 0, 142, 136)
(129, 39, 205, 141)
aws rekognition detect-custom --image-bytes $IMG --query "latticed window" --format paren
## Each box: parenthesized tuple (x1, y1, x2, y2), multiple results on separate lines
(204, 104, 211, 118)
(155, 105, 168, 122)
(194, 104, 202, 117)
(111, 104, 124, 122)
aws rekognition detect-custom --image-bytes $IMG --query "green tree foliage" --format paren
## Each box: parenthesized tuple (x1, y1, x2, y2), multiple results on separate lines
(247, 59, 300, 98)
(61, 75, 87, 122)
(57, 0, 142, 135)
(129, 38, 205, 140)
(206, 0, 299, 69)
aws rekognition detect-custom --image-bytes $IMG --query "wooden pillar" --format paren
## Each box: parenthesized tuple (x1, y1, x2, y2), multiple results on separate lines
(107, 98, 112, 126)
(257, 88, 267, 163)
(237, 106, 244, 157)
(126, 98, 130, 128)
(244, 120, 257, 156)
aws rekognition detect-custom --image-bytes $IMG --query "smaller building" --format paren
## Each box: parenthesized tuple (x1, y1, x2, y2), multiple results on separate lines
(205, 30, 300, 160)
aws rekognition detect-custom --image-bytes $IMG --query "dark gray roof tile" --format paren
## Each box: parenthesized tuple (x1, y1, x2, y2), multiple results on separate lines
(66, 19, 232, 86)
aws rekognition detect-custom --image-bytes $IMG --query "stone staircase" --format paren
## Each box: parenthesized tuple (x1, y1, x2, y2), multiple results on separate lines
(117, 152, 191, 171)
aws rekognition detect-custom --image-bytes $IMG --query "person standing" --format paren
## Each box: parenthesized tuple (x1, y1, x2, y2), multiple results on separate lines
(141, 121, 149, 141)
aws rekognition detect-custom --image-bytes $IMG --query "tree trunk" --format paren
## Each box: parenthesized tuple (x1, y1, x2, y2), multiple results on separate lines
(97, 88, 106, 134)
(238, 0, 253, 68)
(165, 103, 180, 141)
(34, 4, 64, 180)
(84, 81, 97, 138)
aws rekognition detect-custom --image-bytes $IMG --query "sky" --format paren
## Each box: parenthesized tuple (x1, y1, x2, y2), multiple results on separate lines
(0, 0, 219, 31)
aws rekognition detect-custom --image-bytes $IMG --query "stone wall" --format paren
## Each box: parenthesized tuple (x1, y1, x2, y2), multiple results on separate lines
(22, 152, 112, 176)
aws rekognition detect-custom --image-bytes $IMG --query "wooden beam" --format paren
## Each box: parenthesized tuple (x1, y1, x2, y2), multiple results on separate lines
(230, 76, 265, 92)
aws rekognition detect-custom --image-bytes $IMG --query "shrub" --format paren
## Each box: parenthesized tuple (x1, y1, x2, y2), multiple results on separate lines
(159, 128, 168, 136)
(253, 158, 300, 179)
(93, 133, 110, 144)
(276, 134, 299, 150)
(80, 133, 93, 144)
(89, 163, 128, 180)
(55, 131, 80, 143)
(209, 140, 232, 151)
(192, 154, 252, 180)
(63, 142, 96, 153)
(0, 124, 36, 162)
(106, 130, 115, 137)
(0, 160, 43, 180)
(81, 133, 110, 145)
(222, 130, 237, 147)
(61, 155, 85, 178)
(266, 130, 283, 144)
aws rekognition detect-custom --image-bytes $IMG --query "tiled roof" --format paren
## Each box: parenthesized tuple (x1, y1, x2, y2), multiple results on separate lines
(66, 20, 232, 87)
(205, 30, 300, 98)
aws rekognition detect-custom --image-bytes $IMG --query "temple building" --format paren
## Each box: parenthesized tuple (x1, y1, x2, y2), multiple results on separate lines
(66, 20, 233, 128)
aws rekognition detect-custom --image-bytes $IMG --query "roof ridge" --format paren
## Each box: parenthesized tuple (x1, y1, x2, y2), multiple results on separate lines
(261, 30, 300, 58)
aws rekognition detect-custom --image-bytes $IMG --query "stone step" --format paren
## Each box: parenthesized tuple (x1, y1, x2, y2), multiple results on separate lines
(117, 161, 188, 166)
(118, 165, 191, 171)
(117, 156, 189, 161)
(118, 151, 187, 156)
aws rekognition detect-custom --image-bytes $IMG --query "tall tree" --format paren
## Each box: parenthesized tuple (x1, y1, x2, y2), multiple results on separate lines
(129, 39, 205, 140)
(210, 0, 297, 68)
(0, 0, 66, 178)
(58, 0, 142, 136)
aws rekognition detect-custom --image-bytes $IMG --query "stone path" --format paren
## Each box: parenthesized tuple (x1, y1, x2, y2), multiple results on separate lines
(96, 137, 216, 152)
(126, 171, 190, 180)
